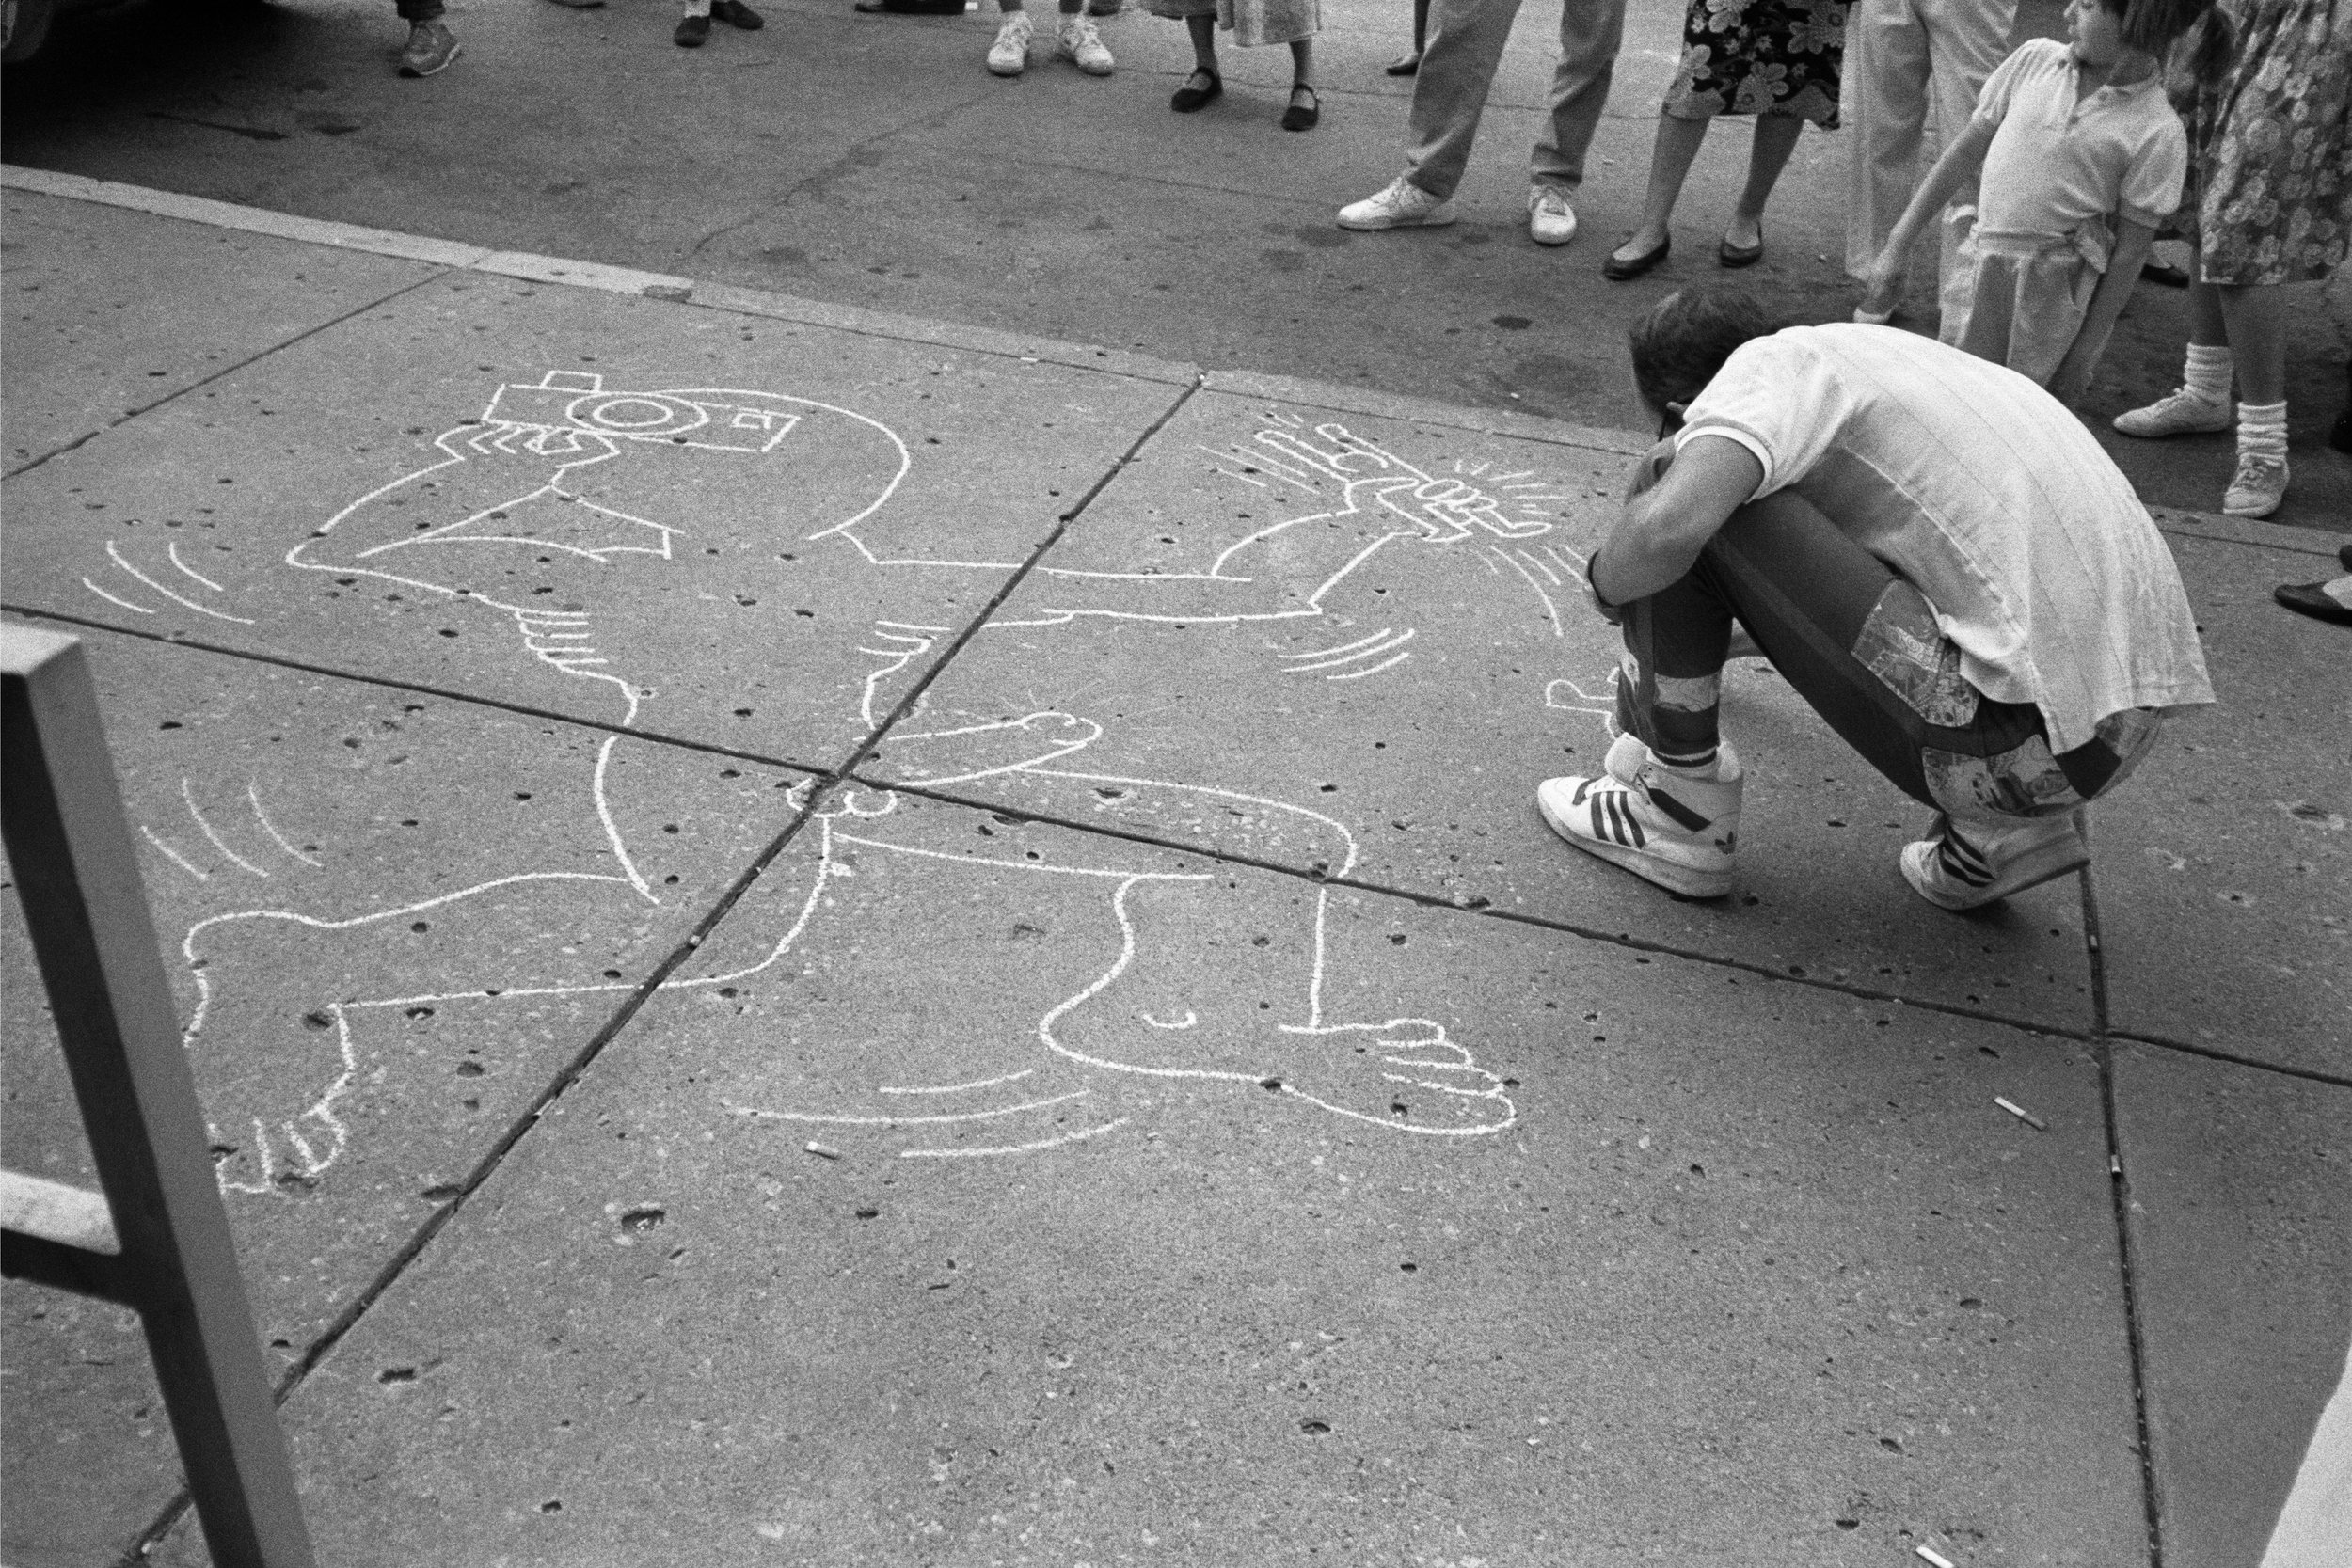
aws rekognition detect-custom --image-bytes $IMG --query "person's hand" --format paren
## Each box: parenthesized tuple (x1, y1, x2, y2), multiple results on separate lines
(1856, 252, 1904, 321)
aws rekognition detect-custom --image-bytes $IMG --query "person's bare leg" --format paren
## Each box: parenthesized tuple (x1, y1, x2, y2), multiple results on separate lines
(1724, 111, 1804, 249)
(1388, 0, 1429, 71)
(2215, 283, 2287, 404)
(1184, 9, 1215, 69)
(1613, 111, 1709, 260)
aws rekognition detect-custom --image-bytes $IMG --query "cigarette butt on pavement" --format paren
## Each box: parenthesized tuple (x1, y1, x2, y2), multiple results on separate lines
(1916, 1547, 1956, 1568)
(803, 1141, 841, 1160)
(1994, 1097, 2048, 1132)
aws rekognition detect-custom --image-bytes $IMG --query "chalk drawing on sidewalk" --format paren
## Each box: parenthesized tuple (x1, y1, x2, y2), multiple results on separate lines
(97, 373, 1605, 1188)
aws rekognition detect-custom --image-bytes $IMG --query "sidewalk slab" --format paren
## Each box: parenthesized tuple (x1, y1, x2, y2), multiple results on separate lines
(0, 623, 812, 1564)
(879, 387, 2095, 1031)
(2114, 1045, 2352, 1568)
(2089, 532, 2350, 1074)
(1, 190, 437, 474)
(156, 792, 2142, 1565)
(0, 268, 1187, 773)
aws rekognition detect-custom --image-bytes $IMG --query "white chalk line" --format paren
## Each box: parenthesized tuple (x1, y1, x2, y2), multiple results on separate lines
(246, 784, 324, 868)
(900, 1117, 1131, 1159)
(725, 1088, 1091, 1127)
(105, 543, 255, 625)
(1279, 628, 1397, 662)
(81, 578, 155, 614)
(141, 826, 209, 881)
(181, 778, 269, 878)
(1283, 629, 1414, 673)
(1139, 1010, 1198, 1030)
(166, 542, 227, 592)
(1326, 650, 1413, 681)
(1491, 546, 1564, 637)
(879, 1069, 1037, 1096)
(592, 735, 657, 903)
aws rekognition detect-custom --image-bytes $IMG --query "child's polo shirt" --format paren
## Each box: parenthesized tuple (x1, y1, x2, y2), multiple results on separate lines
(1676, 325, 2213, 752)
(1975, 37, 2187, 236)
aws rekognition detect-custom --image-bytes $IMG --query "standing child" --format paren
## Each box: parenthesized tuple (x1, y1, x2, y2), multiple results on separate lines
(1855, 0, 2222, 402)
(1152, 0, 1321, 131)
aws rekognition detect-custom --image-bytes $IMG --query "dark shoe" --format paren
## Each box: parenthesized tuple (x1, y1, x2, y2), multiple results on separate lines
(1384, 50, 1420, 74)
(2338, 541, 2352, 572)
(853, 0, 965, 12)
(714, 0, 764, 22)
(1170, 66, 1220, 111)
(1717, 223, 1763, 268)
(2331, 407, 2351, 455)
(2275, 581, 2352, 626)
(2141, 259, 2191, 287)
(1085, 0, 1121, 12)
(1602, 235, 1670, 281)
(1280, 83, 1319, 131)
(675, 12, 710, 43)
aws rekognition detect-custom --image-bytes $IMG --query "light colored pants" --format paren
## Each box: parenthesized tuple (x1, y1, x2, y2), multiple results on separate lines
(2261, 1342, 2352, 1568)
(1840, 0, 2014, 302)
(1401, 0, 1627, 200)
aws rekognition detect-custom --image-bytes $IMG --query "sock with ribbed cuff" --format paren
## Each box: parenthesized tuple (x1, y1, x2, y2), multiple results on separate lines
(2237, 400, 2288, 462)
(2184, 343, 2233, 408)
(1653, 747, 1720, 781)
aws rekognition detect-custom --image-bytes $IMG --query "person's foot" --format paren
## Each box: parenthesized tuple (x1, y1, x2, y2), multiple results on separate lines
(397, 19, 460, 74)
(1084, 0, 1120, 12)
(713, 0, 764, 25)
(986, 9, 1032, 72)
(1899, 812, 2087, 911)
(2114, 388, 2233, 439)
(1602, 230, 1670, 280)
(1718, 216, 1763, 268)
(1280, 82, 1319, 132)
(1338, 176, 1455, 230)
(1535, 735, 1742, 899)
(1057, 12, 1113, 73)
(1170, 65, 1220, 111)
(1384, 50, 1421, 74)
(1528, 186, 1577, 246)
(854, 0, 967, 11)
(675, 11, 711, 43)
(2222, 452, 2290, 517)
(2274, 577, 2352, 625)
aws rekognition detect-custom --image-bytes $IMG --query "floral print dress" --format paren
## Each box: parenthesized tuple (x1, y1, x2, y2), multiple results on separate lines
(1664, 0, 1849, 125)
(2179, 0, 2351, 284)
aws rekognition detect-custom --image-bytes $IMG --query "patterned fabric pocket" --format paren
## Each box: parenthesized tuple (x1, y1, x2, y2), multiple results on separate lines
(1855, 581, 1979, 727)
(1923, 735, 2085, 820)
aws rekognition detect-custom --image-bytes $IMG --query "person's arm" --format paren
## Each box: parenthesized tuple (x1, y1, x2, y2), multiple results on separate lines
(1586, 434, 1768, 611)
(1858, 119, 1998, 317)
(2047, 217, 2157, 404)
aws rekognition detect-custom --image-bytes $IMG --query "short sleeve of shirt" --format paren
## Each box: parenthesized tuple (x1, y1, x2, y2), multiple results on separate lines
(1673, 335, 1851, 498)
(2119, 113, 2188, 228)
(1971, 40, 2042, 130)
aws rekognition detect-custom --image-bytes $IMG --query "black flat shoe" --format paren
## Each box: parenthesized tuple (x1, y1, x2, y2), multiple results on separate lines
(2275, 581, 2352, 626)
(2141, 259, 2191, 287)
(675, 12, 710, 43)
(1281, 83, 1319, 131)
(713, 0, 763, 23)
(1601, 235, 1669, 281)
(853, 0, 964, 13)
(1717, 224, 1762, 268)
(1384, 50, 1420, 74)
(1170, 66, 1220, 111)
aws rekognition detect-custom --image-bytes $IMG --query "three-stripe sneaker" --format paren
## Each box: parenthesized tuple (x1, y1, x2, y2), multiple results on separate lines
(1536, 736, 1742, 899)
(1899, 812, 2088, 911)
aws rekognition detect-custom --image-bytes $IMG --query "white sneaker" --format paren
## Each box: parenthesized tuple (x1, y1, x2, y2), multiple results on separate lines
(986, 11, 1032, 74)
(1056, 13, 1113, 73)
(1899, 812, 2087, 911)
(1536, 735, 1742, 899)
(1337, 177, 1456, 231)
(2222, 452, 2290, 517)
(2113, 388, 2233, 439)
(1528, 187, 1577, 246)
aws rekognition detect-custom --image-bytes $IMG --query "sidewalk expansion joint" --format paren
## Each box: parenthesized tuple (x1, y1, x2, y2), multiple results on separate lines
(2094, 1035, 2169, 1568)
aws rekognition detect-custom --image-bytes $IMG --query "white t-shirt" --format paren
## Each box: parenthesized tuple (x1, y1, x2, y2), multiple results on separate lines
(1975, 37, 2186, 238)
(1677, 324, 2214, 752)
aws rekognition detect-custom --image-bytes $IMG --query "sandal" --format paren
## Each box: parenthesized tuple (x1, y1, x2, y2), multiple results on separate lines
(1170, 66, 1221, 112)
(1280, 82, 1319, 132)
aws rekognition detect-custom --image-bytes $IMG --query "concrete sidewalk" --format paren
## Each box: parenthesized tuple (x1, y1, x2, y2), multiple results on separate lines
(1, 171, 2344, 1567)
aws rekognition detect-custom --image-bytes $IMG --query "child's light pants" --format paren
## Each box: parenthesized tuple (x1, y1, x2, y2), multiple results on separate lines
(1945, 225, 2109, 386)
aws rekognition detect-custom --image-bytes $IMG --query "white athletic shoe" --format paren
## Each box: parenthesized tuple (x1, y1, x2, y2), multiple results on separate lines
(1899, 812, 2088, 911)
(2113, 388, 2233, 439)
(1527, 186, 1577, 246)
(1337, 177, 1456, 231)
(1057, 13, 1113, 73)
(986, 11, 1032, 74)
(1536, 735, 1742, 899)
(2222, 452, 2290, 517)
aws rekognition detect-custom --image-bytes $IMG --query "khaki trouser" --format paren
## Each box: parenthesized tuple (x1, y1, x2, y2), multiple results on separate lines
(1840, 0, 2015, 308)
(1400, 0, 1626, 201)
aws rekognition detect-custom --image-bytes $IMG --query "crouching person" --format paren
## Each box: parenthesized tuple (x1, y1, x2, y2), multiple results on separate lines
(1538, 289, 2213, 909)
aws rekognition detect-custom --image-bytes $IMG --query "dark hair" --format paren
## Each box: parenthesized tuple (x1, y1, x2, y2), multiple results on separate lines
(2106, 0, 2233, 87)
(1627, 290, 1780, 416)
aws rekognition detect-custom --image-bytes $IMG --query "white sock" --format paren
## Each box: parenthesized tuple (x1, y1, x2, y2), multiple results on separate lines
(684, 0, 712, 14)
(2184, 343, 2233, 406)
(2238, 401, 2289, 463)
